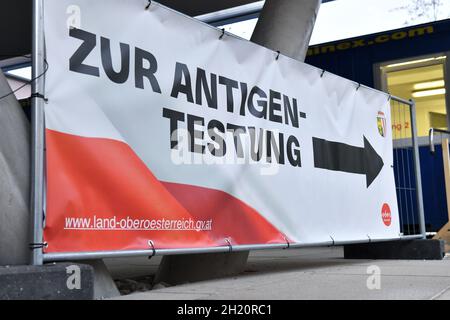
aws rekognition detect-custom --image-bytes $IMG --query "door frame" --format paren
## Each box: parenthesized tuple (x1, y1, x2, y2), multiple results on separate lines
(373, 52, 450, 130)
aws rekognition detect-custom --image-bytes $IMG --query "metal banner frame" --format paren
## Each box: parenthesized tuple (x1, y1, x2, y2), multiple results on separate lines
(390, 96, 426, 238)
(30, 0, 46, 266)
(30, 0, 426, 265)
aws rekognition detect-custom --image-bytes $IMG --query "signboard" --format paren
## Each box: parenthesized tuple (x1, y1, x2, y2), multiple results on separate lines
(43, 0, 400, 254)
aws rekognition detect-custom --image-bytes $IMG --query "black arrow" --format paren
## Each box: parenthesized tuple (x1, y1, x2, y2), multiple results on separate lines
(312, 136, 384, 188)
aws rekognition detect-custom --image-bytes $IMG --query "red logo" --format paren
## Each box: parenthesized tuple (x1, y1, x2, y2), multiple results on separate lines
(381, 203, 391, 226)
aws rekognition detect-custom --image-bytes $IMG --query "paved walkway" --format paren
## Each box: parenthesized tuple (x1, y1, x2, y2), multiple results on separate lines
(107, 247, 450, 300)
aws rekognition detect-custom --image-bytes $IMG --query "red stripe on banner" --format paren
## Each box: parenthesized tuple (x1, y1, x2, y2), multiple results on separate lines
(44, 129, 287, 253)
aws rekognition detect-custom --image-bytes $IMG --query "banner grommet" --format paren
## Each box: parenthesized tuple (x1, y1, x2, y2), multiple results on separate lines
(148, 240, 156, 257)
(283, 236, 290, 249)
(219, 28, 225, 40)
(275, 50, 280, 60)
(329, 236, 335, 246)
(224, 238, 233, 252)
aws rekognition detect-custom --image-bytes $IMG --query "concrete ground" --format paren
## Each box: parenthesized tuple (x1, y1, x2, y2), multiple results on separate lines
(105, 247, 450, 300)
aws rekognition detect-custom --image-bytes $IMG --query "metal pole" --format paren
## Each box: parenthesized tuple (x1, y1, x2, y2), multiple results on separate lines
(196, 1, 264, 25)
(409, 99, 427, 238)
(391, 95, 412, 106)
(30, 0, 45, 265)
(42, 234, 423, 262)
(429, 128, 435, 153)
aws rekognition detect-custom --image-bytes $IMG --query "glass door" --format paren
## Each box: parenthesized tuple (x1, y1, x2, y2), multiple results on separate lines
(376, 55, 448, 139)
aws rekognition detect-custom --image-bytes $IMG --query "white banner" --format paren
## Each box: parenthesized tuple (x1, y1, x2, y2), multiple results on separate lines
(42, 0, 399, 253)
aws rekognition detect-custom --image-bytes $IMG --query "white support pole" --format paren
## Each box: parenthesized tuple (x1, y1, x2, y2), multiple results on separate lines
(0, 72, 31, 266)
(30, 0, 45, 265)
(250, 0, 321, 61)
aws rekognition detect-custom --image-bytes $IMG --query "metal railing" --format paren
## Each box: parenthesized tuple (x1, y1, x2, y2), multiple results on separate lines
(391, 96, 426, 237)
(429, 128, 450, 154)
